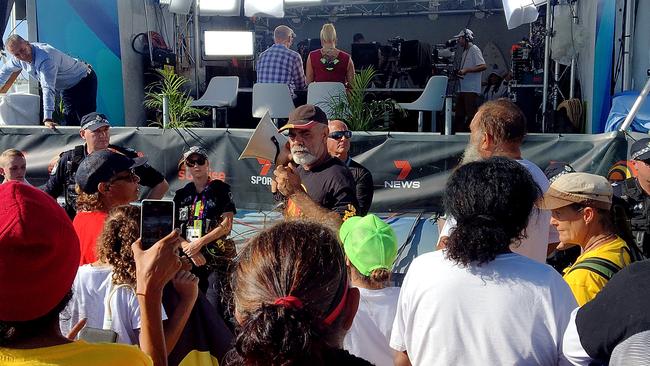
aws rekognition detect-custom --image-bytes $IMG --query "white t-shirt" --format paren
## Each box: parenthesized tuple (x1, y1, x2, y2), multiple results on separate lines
(459, 44, 485, 94)
(562, 308, 593, 366)
(60, 264, 167, 345)
(343, 287, 400, 366)
(389, 250, 577, 366)
(439, 159, 552, 263)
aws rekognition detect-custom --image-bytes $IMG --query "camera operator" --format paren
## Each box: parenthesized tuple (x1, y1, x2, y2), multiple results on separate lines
(452, 29, 486, 133)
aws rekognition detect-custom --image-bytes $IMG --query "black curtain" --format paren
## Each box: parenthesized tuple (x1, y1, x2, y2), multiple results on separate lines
(0, 0, 16, 50)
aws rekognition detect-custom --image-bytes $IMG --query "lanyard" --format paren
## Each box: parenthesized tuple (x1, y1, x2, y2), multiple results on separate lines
(191, 180, 210, 221)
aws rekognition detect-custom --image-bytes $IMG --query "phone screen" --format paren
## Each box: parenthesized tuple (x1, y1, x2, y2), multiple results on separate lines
(140, 200, 175, 250)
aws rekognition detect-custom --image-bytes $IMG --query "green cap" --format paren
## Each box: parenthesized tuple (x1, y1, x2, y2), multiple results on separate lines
(339, 214, 397, 277)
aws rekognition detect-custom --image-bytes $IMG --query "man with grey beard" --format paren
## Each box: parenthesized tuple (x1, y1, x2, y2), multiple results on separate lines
(438, 99, 552, 263)
(273, 104, 358, 227)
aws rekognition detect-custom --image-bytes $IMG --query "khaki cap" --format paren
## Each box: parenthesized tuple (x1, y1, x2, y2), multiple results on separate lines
(538, 172, 612, 210)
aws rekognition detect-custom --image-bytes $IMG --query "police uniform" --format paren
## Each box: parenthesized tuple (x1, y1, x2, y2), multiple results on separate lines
(612, 138, 650, 257)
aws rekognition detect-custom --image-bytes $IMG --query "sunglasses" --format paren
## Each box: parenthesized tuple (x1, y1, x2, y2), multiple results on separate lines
(110, 169, 138, 183)
(328, 130, 352, 140)
(186, 156, 207, 167)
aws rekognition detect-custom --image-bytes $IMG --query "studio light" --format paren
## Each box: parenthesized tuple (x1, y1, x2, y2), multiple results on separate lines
(204, 31, 254, 57)
(169, 0, 193, 15)
(502, 0, 540, 30)
(244, 0, 284, 18)
(200, 0, 241, 16)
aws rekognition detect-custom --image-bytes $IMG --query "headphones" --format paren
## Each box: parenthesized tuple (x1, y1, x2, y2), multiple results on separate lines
(460, 29, 474, 42)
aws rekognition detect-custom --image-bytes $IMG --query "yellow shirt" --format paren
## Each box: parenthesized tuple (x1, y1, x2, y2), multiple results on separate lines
(0, 340, 152, 366)
(562, 236, 632, 306)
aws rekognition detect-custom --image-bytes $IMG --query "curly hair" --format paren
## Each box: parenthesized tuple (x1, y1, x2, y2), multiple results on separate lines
(75, 185, 107, 212)
(227, 220, 349, 366)
(96, 205, 140, 286)
(443, 157, 542, 266)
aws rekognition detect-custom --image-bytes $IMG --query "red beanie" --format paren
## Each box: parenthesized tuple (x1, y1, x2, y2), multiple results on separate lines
(0, 182, 80, 321)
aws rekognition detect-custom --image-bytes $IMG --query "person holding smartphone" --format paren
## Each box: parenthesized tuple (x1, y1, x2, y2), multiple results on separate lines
(173, 146, 236, 321)
(73, 150, 146, 265)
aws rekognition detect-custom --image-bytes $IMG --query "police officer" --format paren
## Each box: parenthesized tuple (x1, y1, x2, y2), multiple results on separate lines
(612, 138, 650, 257)
(43, 112, 169, 218)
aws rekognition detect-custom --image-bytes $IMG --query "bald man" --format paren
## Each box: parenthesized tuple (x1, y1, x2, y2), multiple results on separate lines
(328, 120, 374, 215)
(256, 25, 306, 99)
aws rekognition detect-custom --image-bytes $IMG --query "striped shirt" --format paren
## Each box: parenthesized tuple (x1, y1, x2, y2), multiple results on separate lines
(256, 44, 306, 98)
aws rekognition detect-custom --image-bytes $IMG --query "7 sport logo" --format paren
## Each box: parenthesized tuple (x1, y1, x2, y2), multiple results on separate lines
(250, 158, 273, 185)
(384, 160, 421, 189)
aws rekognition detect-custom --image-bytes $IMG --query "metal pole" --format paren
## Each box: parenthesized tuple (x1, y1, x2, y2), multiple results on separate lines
(444, 96, 453, 135)
(143, 0, 154, 67)
(553, 60, 560, 109)
(193, 0, 201, 98)
(162, 95, 170, 128)
(542, 0, 553, 132)
(569, 57, 576, 99)
(619, 75, 650, 132)
(622, 0, 634, 91)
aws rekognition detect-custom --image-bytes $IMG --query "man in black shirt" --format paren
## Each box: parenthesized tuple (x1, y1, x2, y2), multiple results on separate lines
(43, 112, 169, 217)
(273, 105, 358, 227)
(327, 119, 374, 215)
(612, 138, 650, 257)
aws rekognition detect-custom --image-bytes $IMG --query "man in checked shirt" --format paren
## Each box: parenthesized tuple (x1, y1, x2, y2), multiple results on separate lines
(256, 25, 306, 100)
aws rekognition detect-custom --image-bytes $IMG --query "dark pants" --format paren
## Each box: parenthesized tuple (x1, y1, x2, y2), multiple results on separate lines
(453, 92, 480, 133)
(61, 69, 97, 126)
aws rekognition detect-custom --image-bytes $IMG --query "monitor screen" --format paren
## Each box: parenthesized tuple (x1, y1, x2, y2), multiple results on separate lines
(204, 31, 255, 57)
(351, 43, 380, 70)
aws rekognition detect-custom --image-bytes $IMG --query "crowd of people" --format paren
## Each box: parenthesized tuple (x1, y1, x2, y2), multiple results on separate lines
(3, 31, 650, 366)
(2, 96, 650, 366)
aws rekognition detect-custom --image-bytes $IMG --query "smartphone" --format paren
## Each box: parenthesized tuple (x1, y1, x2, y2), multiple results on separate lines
(140, 199, 175, 250)
(78, 326, 118, 343)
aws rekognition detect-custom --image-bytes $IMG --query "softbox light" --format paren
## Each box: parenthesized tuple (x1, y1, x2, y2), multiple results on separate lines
(200, 0, 241, 16)
(502, 0, 540, 30)
(204, 31, 254, 57)
(169, 0, 193, 15)
(244, 0, 283, 18)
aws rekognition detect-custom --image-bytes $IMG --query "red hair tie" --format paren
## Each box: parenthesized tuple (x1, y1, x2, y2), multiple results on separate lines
(273, 295, 304, 309)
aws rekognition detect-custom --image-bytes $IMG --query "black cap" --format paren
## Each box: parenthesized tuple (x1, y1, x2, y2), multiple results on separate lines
(630, 138, 650, 162)
(80, 112, 110, 131)
(544, 161, 576, 184)
(278, 105, 329, 132)
(75, 150, 146, 194)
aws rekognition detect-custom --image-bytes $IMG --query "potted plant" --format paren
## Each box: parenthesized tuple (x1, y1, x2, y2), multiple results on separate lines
(143, 68, 207, 128)
(327, 67, 405, 131)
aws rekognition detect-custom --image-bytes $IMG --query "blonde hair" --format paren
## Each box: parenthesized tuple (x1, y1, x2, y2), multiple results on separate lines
(320, 23, 337, 44)
(0, 149, 25, 166)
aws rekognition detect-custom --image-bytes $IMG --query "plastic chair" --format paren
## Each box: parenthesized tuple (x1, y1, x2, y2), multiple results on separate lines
(399, 76, 448, 132)
(191, 76, 239, 128)
(252, 83, 295, 125)
(307, 82, 347, 118)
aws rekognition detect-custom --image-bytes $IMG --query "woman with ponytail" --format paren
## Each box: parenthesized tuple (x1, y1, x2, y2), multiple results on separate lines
(390, 157, 577, 366)
(226, 220, 370, 366)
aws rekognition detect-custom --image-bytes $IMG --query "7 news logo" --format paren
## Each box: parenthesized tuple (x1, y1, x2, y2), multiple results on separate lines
(384, 160, 421, 189)
(250, 158, 273, 185)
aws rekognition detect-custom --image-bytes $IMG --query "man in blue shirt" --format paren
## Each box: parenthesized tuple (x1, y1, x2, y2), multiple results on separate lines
(0, 34, 97, 127)
(256, 25, 306, 99)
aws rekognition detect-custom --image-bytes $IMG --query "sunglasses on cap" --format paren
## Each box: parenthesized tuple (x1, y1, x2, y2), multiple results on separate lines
(328, 130, 352, 140)
(186, 156, 207, 167)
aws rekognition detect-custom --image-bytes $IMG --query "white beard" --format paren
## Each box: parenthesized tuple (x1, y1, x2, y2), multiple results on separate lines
(291, 147, 318, 166)
(460, 142, 482, 166)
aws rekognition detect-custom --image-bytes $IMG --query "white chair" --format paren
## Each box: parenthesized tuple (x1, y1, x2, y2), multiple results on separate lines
(252, 83, 295, 125)
(191, 76, 239, 128)
(0, 93, 41, 126)
(399, 76, 448, 132)
(307, 82, 347, 118)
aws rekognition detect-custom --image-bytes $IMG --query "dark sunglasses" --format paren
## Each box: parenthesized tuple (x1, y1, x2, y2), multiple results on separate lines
(110, 169, 138, 183)
(328, 130, 352, 140)
(186, 156, 207, 167)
